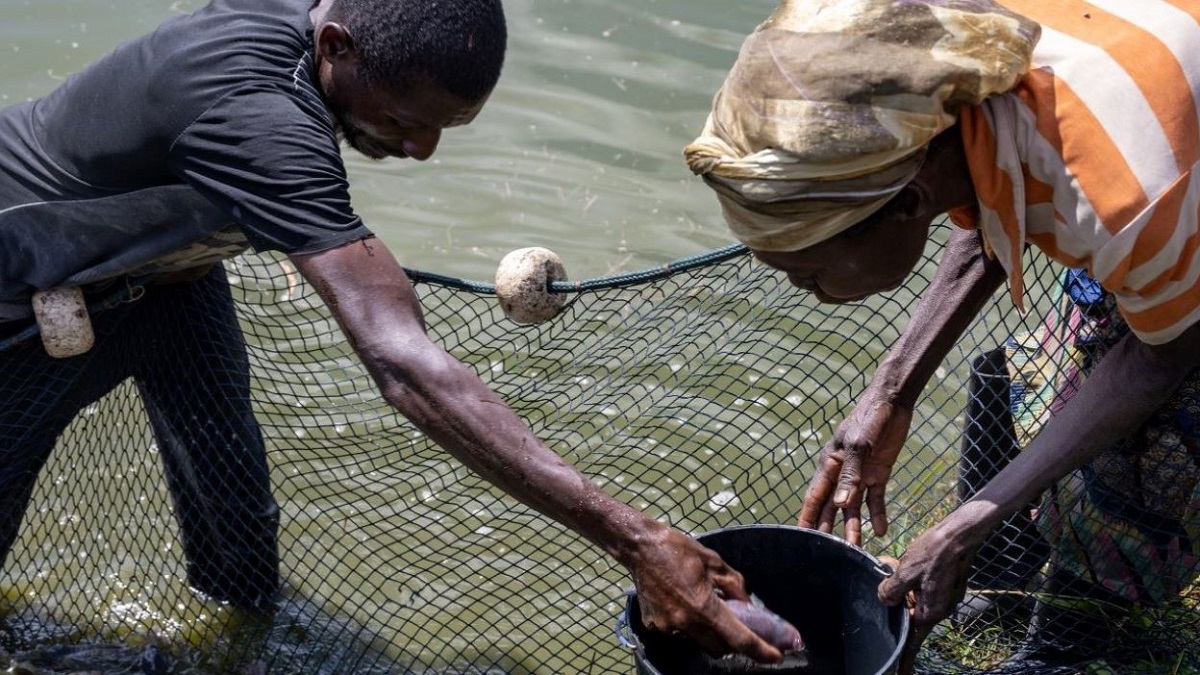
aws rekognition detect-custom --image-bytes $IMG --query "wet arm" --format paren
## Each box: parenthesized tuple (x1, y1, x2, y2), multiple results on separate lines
(291, 237, 782, 660)
(290, 237, 662, 562)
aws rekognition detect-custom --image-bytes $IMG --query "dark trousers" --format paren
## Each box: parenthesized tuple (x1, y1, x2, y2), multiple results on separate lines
(0, 265, 279, 609)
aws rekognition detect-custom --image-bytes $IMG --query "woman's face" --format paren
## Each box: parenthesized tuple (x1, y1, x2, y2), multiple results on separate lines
(752, 190, 933, 304)
(751, 127, 977, 304)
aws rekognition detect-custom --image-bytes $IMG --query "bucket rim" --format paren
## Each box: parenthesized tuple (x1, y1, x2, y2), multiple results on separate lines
(616, 524, 910, 675)
(693, 523, 899, 577)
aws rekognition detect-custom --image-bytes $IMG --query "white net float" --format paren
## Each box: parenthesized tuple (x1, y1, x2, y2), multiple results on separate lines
(32, 286, 95, 358)
(494, 247, 568, 325)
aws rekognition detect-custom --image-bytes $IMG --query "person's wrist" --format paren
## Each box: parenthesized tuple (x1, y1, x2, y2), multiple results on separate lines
(865, 361, 912, 407)
(875, 342, 941, 409)
(596, 507, 666, 570)
(939, 500, 1003, 549)
(868, 361, 901, 393)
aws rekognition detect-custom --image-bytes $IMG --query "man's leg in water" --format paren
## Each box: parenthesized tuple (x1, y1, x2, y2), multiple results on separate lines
(0, 307, 140, 570)
(132, 265, 280, 610)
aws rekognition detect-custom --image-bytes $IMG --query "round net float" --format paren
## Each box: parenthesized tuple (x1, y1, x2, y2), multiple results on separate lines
(494, 247, 568, 325)
(32, 286, 95, 358)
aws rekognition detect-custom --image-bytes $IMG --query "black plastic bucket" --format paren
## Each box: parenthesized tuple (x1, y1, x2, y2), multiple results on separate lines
(616, 525, 908, 675)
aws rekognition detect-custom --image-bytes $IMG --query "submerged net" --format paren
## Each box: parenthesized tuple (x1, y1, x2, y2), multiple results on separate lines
(0, 219, 1196, 674)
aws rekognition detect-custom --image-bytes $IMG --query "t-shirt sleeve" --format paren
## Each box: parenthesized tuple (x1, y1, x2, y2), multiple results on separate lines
(168, 87, 373, 255)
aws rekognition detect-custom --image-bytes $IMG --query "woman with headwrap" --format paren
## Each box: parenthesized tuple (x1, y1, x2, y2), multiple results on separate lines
(686, 0, 1200, 669)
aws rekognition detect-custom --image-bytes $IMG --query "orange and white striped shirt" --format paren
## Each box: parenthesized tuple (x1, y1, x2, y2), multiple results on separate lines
(949, 0, 1200, 345)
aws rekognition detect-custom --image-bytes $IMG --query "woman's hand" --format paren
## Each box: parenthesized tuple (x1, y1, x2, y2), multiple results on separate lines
(795, 227, 1004, 546)
(797, 395, 912, 545)
(877, 518, 980, 627)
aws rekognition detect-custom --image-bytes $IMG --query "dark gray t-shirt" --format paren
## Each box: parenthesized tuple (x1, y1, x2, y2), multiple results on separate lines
(0, 0, 373, 319)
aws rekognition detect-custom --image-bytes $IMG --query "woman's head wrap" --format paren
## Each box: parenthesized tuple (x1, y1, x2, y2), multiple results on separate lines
(684, 0, 1040, 252)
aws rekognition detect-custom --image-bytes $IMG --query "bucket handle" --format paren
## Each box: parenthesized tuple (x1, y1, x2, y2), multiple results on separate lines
(614, 609, 639, 650)
(874, 555, 926, 675)
(874, 559, 896, 578)
(615, 589, 641, 651)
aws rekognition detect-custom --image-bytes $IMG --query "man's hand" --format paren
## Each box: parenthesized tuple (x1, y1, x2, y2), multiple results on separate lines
(292, 240, 781, 664)
(797, 396, 912, 545)
(628, 528, 782, 664)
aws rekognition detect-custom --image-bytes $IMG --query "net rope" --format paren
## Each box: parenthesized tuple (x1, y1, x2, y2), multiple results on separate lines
(0, 220, 1196, 674)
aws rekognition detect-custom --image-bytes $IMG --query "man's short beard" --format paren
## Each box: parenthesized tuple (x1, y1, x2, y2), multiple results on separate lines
(329, 105, 388, 161)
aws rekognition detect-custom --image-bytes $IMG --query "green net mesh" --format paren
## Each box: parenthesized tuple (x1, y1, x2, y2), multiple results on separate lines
(0, 220, 1196, 674)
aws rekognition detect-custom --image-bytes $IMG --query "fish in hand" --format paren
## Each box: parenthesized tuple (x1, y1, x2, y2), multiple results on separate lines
(725, 597, 805, 654)
(688, 595, 810, 674)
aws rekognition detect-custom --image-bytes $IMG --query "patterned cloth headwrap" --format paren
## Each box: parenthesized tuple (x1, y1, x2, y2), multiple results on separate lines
(684, 0, 1040, 252)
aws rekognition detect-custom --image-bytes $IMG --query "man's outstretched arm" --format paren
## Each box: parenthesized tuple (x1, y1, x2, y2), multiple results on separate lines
(291, 236, 781, 662)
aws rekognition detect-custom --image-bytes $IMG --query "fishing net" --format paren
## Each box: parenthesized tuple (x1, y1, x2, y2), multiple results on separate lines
(0, 219, 1196, 674)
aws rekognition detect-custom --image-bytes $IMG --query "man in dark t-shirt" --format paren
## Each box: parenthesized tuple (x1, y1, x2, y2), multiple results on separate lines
(0, 0, 783, 662)
(0, 0, 368, 310)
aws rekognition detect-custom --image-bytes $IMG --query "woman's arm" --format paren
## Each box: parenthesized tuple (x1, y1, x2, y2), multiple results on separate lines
(872, 226, 1007, 409)
(947, 322, 1200, 541)
(800, 225, 1006, 542)
(880, 319, 1200, 624)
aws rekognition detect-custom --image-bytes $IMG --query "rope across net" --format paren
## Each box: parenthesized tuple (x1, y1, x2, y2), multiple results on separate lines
(1, 221, 1196, 674)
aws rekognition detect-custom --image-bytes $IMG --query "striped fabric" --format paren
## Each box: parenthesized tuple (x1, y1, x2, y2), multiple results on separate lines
(683, 0, 1039, 253)
(949, 0, 1200, 345)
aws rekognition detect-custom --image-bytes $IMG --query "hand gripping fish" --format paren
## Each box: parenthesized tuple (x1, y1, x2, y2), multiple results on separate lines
(724, 596, 805, 654)
(687, 594, 810, 674)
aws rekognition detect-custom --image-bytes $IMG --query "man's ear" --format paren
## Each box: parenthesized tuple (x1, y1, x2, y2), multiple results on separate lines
(315, 22, 355, 62)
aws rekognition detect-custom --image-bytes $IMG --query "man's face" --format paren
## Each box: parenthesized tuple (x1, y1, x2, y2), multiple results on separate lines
(324, 67, 486, 161)
(315, 22, 486, 161)
(751, 191, 933, 304)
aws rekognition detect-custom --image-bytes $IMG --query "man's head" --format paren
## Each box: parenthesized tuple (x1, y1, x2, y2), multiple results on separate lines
(313, 0, 507, 160)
